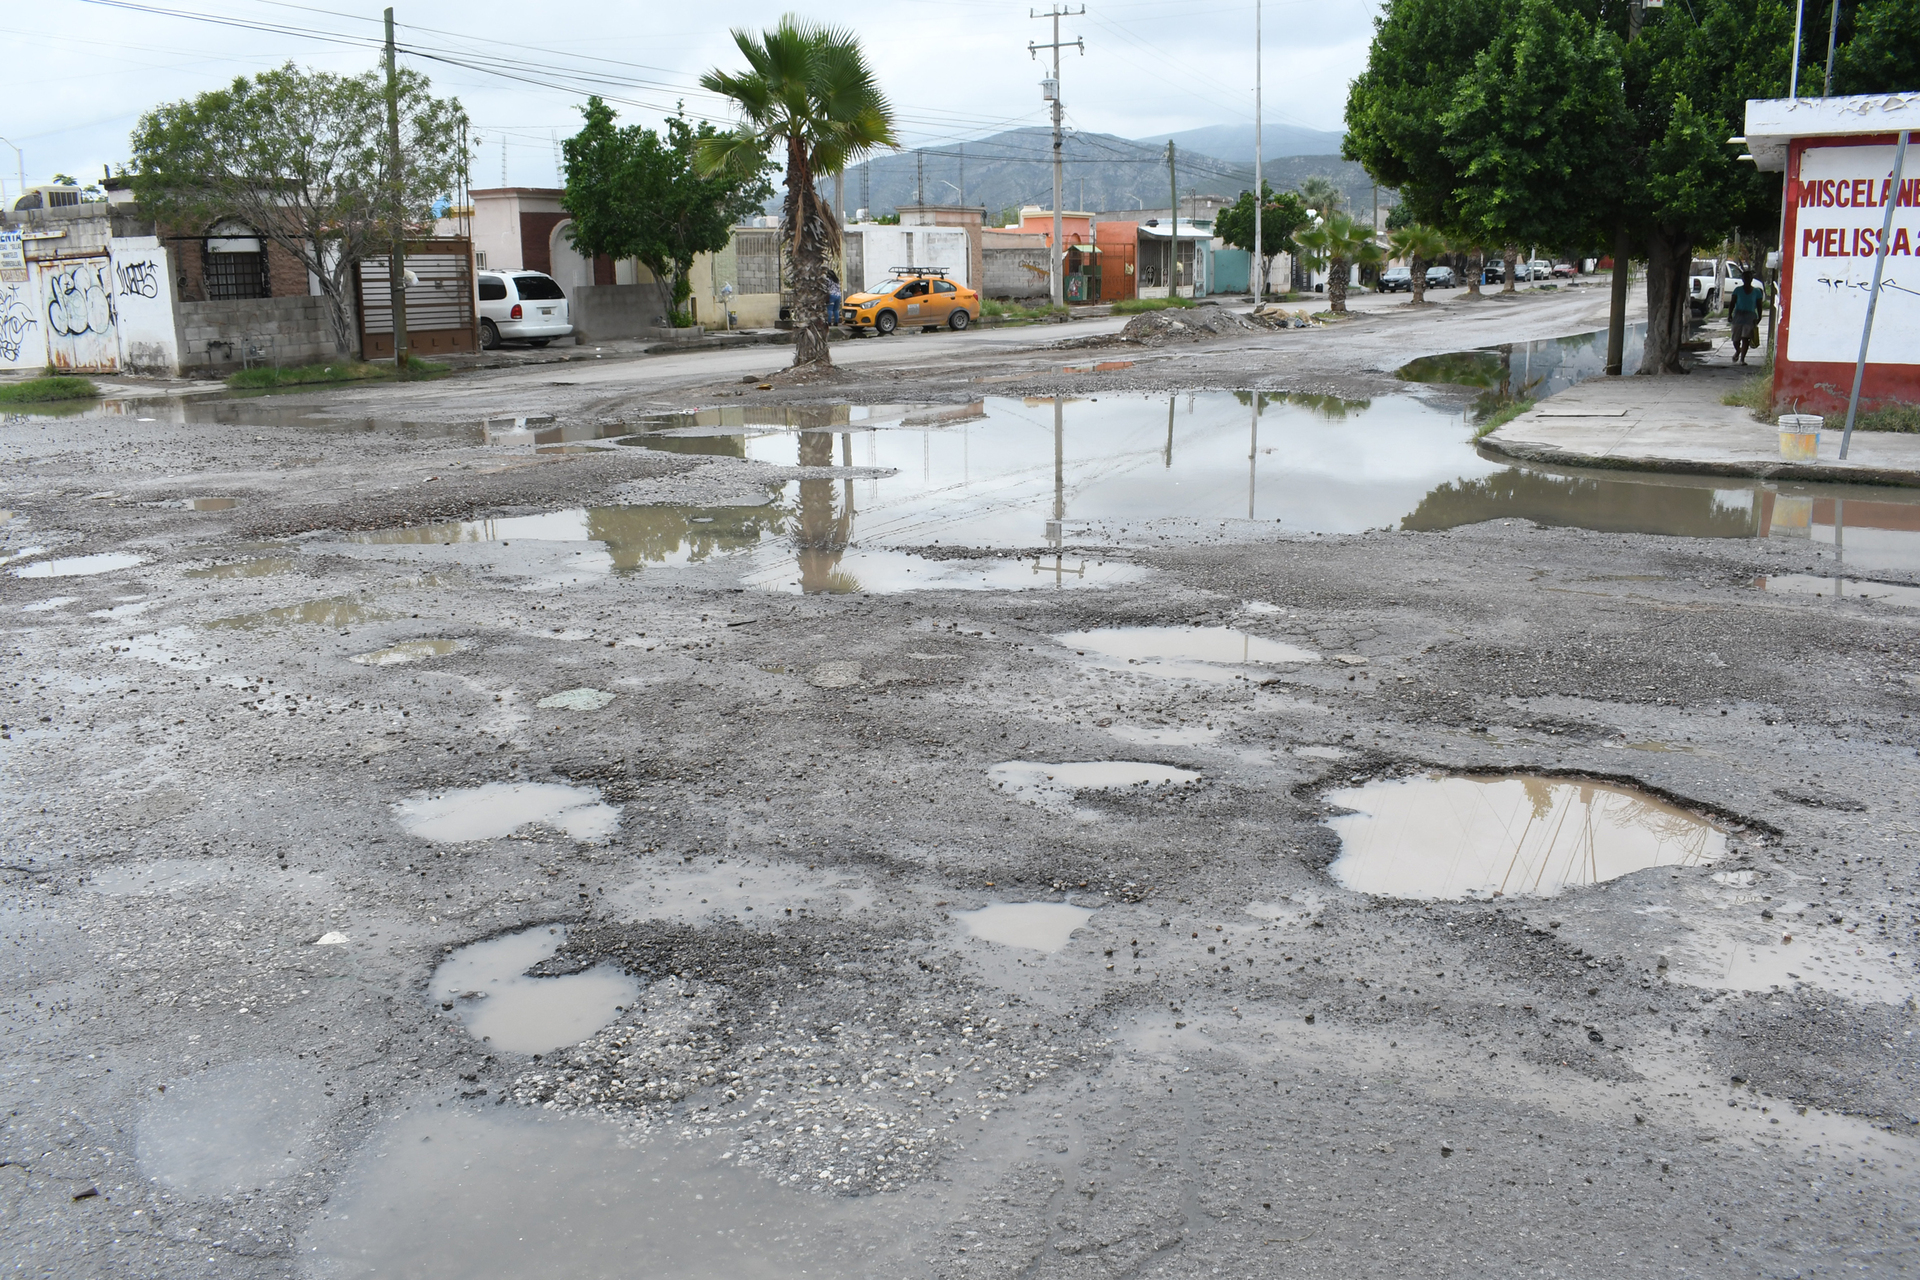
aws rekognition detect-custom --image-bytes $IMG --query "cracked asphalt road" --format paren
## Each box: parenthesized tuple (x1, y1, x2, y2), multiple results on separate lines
(4, 285, 1919, 1278)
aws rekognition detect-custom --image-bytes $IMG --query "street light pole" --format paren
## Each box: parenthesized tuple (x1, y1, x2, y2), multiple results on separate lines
(1253, 0, 1263, 304)
(1030, 6, 1085, 310)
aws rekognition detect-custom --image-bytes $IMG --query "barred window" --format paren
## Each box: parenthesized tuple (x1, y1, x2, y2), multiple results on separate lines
(204, 223, 271, 300)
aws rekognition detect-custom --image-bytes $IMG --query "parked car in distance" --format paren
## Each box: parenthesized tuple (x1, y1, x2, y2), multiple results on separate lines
(1379, 266, 1414, 292)
(1425, 265, 1457, 288)
(1552, 262, 1578, 278)
(1688, 258, 1736, 317)
(1526, 259, 1554, 280)
(477, 271, 573, 349)
(843, 267, 978, 335)
(1483, 259, 1505, 284)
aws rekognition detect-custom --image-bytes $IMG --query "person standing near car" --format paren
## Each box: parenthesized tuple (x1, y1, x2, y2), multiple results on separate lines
(1727, 269, 1764, 365)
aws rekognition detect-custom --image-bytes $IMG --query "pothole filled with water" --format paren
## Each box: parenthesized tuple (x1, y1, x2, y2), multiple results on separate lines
(300, 1105, 916, 1278)
(988, 760, 1201, 813)
(1396, 323, 1647, 422)
(184, 555, 295, 579)
(958, 902, 1095, 952)
(350, 638, 465, 666)
(137, 1059, 335, 1197)
(9, 551, 146, 578)
(429, 925, 638, 1055)
(181, 497, 240, 511)
(1323, 773, 1726, 899)
(396, 781, 620, 843)
(204, 594, 394, 630)
(1056, 626, 1319, 681)
(1755, 574, 1920, 608)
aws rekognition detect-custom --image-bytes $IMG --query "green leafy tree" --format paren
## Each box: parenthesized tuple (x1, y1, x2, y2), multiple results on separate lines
(1388, 222, 1450, 304)
(130, 62, 467, 358)
(1293, 211, 1385, 314)
(1384, 201, 1416, 232)
(1440, 0, 1630, 297)
(561, 98, 773, 319)
(1215, 182, 1309, 297)
(1825, 0, 1920, 95)
(698, 17, 897, 370)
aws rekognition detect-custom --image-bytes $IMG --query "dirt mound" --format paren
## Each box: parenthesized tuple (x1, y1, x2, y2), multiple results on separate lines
(1119, 303, 1321, 344)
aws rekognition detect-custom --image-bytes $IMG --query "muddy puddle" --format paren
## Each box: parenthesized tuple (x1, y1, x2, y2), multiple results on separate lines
(181, 497, 240, 511)
(350, 638, 465, 666)
(302, 1105, 919, 1278)
(9, 551, 146, 578)
(1056, 625, 1319, 681)
(989, 760, 1201, 813)
(430, 925, 638, 1055)
(204, 594, 394, 630)
(183, 555, 295, 579)
(1397, 323, 1646, 419)
(959, 902, 1095, 952)
(1324, 773, 1726, 899)
(1756, 574, 1920, 608)
(137, 1059, 335, 1197)
(396, 781, 620, 843)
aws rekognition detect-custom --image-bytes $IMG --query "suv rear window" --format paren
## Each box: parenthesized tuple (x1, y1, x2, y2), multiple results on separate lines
(478, 276, 507, 301)
(512, 274, 566, 300)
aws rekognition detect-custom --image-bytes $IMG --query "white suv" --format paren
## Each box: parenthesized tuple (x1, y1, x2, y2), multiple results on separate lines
(477, 271, 573, 349)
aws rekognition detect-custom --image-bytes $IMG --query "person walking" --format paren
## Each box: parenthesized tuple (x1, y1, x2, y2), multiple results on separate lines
(1728, 269, 1765, 365)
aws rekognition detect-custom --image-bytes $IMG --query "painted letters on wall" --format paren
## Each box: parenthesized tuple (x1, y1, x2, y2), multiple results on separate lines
(43, 256, 118, 372)
(1785, 143, 1919, 367)
(109, 237, 179, 374)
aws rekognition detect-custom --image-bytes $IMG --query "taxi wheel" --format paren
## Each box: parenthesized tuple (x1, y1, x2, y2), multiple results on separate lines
(948, 309, 971, 331)
(875, 310, 897, 335)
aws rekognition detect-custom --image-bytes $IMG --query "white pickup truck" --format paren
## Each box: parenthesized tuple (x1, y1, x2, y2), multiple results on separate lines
(1688, 259, 1732, 317)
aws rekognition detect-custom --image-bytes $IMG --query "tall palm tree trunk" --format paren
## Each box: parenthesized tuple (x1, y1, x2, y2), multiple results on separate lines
(1409, 254, 1427, 305)
(1328, 254, 1349, 314)
(784, 138, 835, 369)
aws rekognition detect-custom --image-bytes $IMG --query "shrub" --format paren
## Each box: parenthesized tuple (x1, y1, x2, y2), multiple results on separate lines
(0, 375, 100, 404)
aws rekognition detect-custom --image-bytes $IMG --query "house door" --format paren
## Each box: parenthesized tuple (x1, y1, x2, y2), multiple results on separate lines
(42, 257, 118, 372)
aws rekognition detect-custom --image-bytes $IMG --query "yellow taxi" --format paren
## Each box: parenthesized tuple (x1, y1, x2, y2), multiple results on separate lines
(843, 267, 978, 335)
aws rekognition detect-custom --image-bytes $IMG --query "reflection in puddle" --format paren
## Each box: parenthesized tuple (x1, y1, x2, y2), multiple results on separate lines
(204, 594, 394, 630)
(182, 497, 240, 511)
(430, 925, 637, 1055)
(1756, 574, 1920, 608)
(988, 760, 1200, 813)
(349, 502, 786, 572)
(1057, 626, 1319, 681)
(397, 781, 620, 842)
(959, 902, 1095, 952)
(9, 551, 146, 578)
(350, 638, 464, 666)
(137, 1060, 333, 1197)
(184, 556, 295, 579)
(302, 1106, 913, 1278)
(1325, 773, 1726, 899)
(1397, 324, 1646, 421)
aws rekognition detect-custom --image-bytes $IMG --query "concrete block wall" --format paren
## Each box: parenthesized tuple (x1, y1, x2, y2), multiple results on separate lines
(178, 295, 341, 371)
(983, 245, 1050, 300)
(735, 228, 783, 296)
(570, 281, 674, 342)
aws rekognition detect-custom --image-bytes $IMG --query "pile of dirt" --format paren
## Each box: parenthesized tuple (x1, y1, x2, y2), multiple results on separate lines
(1119, 303, 1321, 344)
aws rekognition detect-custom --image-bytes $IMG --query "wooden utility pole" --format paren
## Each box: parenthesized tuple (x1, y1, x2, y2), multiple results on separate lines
(1167, 141, 1179, 299)
(1030, 6, 1084, 308)
(383, 8, 409, 368)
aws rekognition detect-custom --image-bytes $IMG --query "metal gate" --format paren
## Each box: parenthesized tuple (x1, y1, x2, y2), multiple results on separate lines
(356, 240, 477, 360)
(43, 257, 118, 372)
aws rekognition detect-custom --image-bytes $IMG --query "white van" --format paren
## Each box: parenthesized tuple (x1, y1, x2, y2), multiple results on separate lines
(477, 271, 573, 349)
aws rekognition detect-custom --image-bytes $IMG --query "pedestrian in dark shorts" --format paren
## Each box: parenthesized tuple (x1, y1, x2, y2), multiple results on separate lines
(1728, 269, 1764, 365)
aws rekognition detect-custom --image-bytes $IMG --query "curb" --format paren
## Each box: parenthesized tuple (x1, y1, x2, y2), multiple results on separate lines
(1476, 434, 1920, 490)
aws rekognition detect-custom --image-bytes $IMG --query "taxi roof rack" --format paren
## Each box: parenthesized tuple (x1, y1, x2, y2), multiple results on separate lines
(888, 265, 952, 277)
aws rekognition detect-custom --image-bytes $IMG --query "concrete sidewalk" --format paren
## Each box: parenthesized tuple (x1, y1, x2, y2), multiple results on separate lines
(1480, 355, 1920, 488)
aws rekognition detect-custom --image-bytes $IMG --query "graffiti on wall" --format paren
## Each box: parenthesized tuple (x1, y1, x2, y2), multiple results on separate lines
(0, 284, 38, 363)
(43, 259, 118, 371)
(115, 258, 161, 299)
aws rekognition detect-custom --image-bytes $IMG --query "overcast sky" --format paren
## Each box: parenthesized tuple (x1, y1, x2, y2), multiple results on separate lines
(5, 0, 1379, 200)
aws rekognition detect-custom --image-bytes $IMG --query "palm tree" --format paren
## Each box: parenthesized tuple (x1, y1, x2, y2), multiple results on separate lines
(698, 17, 897, 370)
(1298, 175, 1343, 220)
(1292, 211, 1384, 314)
(1387, 223, 1449, 305)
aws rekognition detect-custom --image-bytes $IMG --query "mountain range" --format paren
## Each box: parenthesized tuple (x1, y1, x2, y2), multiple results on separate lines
(837, 126, 1388, 223)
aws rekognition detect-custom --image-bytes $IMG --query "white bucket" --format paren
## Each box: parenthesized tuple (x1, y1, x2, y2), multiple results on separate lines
(1778, 413, 1822, 461)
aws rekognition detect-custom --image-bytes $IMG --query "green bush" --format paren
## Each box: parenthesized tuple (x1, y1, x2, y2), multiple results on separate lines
(0, 375, 100, 404)
(981, 299, 1066, 321)
(1110, 296, 1197, 314)
(1829, 401, 1920, 433)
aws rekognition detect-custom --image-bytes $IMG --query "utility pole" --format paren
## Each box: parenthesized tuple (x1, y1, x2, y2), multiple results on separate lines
(958, 146, 966, 205)
(1253, 0, 1263, 302)
(1030, 6, 1085, 309)
(915, 149, 924, 206)
(1167, 141, 1179, 299)
(1823, 0, 1841, 95)
(383, 7, 409, 369)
